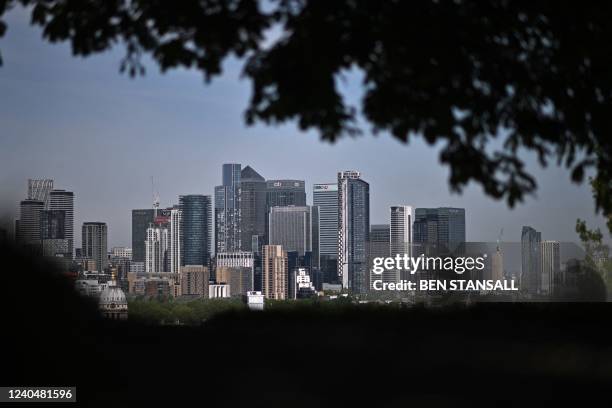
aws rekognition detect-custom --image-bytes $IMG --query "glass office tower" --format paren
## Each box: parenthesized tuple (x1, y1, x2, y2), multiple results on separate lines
(179, 195, 212, 267)
(338, 171, 370, 294)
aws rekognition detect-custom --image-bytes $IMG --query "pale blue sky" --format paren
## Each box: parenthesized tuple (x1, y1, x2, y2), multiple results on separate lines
(0, 7, 608, 248)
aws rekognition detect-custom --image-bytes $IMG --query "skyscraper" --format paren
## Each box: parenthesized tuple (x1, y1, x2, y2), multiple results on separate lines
(49, 189, 74, 258)
(268, 205, 319, 266)
(215, 163, 241, 253)
(338, 171, 370, 293)
(40, 210, 65, 240)
(266, 180, 306, 208)
(169, 209, 182, 274)
(40, 209, 69, 258)
(131, 207, 175, 263)
(266, 179, 306, 243)
(313, 183, 338, 280)
(262, 245, 288, 300)
(313, 184, 338, 256)
(27, 178, 54, 206)
(491, 246, 504, 281)
(540, 240, 560, 295)
(179, 195, 212, 267)
(413, 207, 466, 253)
(145, 222, 169, 273)
(239, 166, 266, 253)
(82, 222, 108, 272)
(521, 226, 542, 294)
(390, 205, 413, 257)
(18, 199, 45, 246)
(132, 209, 155, 263)
(369, 224, 396, 289)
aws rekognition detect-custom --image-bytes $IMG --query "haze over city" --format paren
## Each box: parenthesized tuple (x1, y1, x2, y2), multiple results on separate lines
(0, 7, 608, 248)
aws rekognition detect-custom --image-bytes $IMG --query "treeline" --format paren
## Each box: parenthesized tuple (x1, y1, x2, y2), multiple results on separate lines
(127, 297, 247, 325)
(127, 295, 385, 325)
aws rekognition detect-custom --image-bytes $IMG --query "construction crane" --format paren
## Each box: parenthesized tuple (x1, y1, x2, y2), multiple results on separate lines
(151, 176, 160, 218)
(496, 228, 504, 251)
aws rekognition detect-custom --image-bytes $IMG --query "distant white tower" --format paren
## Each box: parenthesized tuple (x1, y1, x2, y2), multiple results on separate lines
(145, 223, 169, 273)
(170, 209, 182, 274)
(390, 205, 413, 258)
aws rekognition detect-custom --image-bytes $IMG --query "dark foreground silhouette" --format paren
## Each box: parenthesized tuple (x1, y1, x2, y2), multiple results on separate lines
(3, 241, 612, 407)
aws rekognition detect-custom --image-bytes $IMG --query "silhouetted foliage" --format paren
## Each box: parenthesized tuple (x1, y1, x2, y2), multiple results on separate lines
(553, 259, 607, 301)
(1, 1, 611, 225)
(576, 219, 611, 285)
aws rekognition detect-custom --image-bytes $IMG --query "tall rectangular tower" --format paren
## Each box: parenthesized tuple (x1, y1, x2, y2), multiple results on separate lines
(262, 245, 288, 300)
(268, 205, 319, 267)
(82, 222, 108, 272)
(170, 209, 182, 274)
(337, 171, 370, 293)
(18, 199, 45, 246)
(49, 189, 74, 258)
(390, 205, 413, 257)
(179, 195, 212, 267)
(414, 207, 465, 253)
(521, 226, 542, 294)
(132, 209, 155, 263)
(215, 163, 241, 253)
(540, 240, 560, 295)
(239, 166, 266, 253)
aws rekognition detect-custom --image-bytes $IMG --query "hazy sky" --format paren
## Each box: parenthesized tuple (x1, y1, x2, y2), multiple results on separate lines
(0, 7, 609, 248)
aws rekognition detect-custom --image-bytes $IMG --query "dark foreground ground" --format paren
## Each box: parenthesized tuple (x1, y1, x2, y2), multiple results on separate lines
(3, 242, 612, 408)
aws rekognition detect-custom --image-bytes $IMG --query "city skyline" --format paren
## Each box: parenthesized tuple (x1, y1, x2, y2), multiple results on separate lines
(0, 8, 609, 248)
(4, 166, 607, 251)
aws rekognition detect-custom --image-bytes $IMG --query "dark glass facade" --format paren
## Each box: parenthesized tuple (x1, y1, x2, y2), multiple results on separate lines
(521, 226, 542, 294)
(414, 207, 466, 253)
(132, 209, 154, 263)
(215, 163, 241, 253)
(180, 195, 212, 267)
(338, 172, 370, 294)
(40, 210, 65, 239)
(239, 166, 266, 253)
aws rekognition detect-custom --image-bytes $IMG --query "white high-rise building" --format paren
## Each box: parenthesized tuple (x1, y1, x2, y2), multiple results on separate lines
(216, 252, 254, 268)
(111, 247, 133, 259)
(170, 209, 182, 274)
(145, 224, 169, 273)
(390, 205, 413, 257)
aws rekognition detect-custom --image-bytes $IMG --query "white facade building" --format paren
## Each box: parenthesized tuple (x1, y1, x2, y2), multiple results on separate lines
(390, 205, 413, 257)
(216, 251, 254, 268)
(246, 291, 264, 311)
(170, 209, 182, 274)
(111, 247, 133, 259)
(209, 283, 230, 299)
(145, 224, 169, 273)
